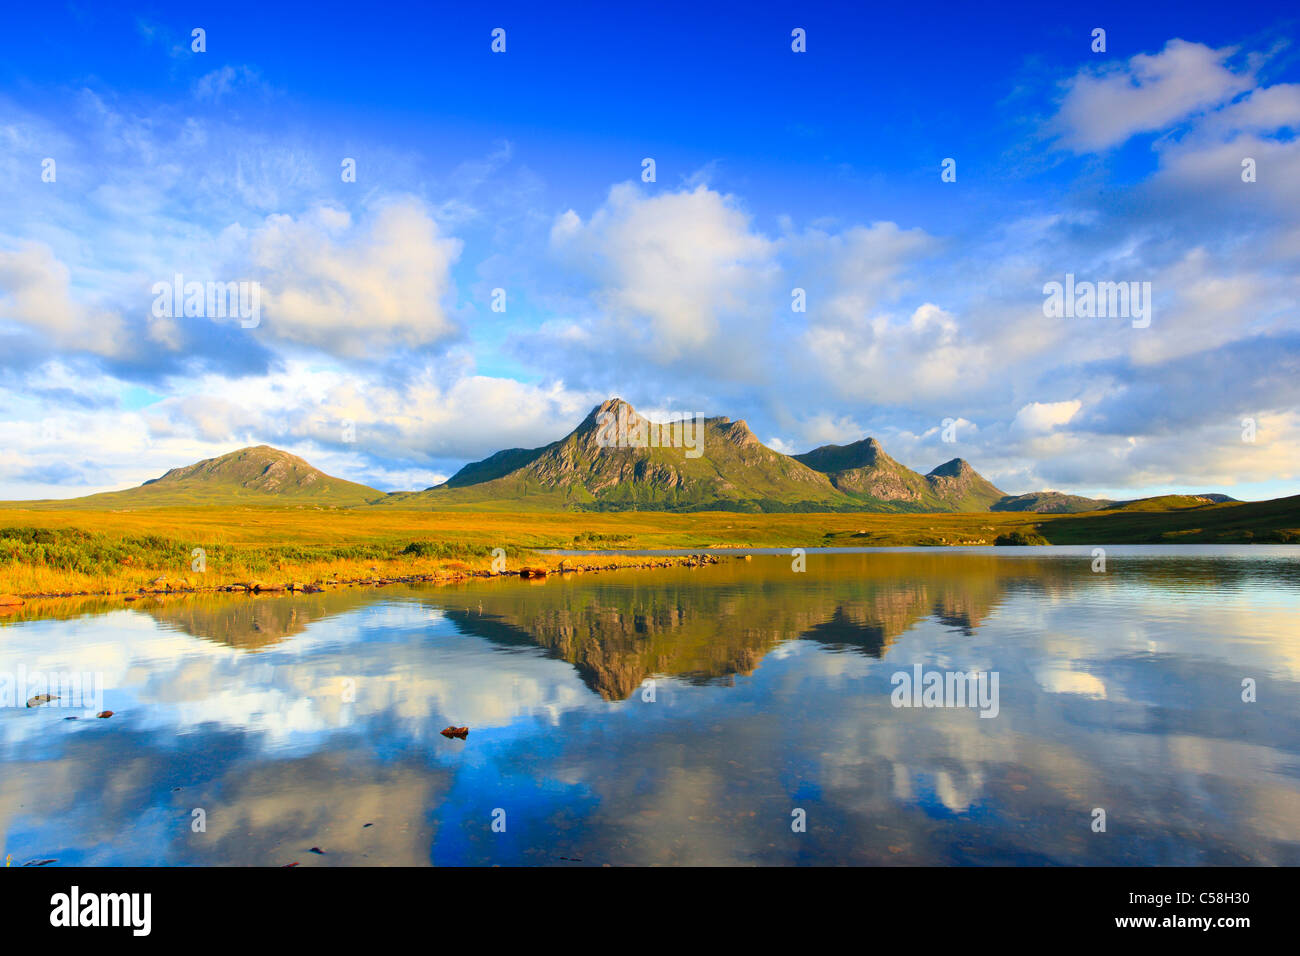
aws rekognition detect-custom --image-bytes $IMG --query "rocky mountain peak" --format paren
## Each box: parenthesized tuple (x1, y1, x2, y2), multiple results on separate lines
(720, 419, 759, 447)
(928, 458, 974, 479)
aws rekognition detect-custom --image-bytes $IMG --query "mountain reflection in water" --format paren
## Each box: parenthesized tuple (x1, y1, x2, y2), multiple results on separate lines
(2, 548, 1298, 866)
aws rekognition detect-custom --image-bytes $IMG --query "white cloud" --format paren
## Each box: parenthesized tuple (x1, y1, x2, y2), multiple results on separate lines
(1203, 82, 1300, 135)
(803, 302, 993, 403)
(193, 65, 265, 102)
(1149, 75, 1300, 209)
(248, 199, 463, 357)
(1054, 40, 1254, 151)
(784, 221, 935, 321)
(0, 242, 127, 356)
(1129, 249, 1293, 366)
(550, 183, 775, 358)
(765, 411, 869, 455)
(1013, 400, 1082, 434)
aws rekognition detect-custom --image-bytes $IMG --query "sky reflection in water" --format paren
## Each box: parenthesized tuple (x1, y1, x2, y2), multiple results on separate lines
(2, 547, 1298, 866)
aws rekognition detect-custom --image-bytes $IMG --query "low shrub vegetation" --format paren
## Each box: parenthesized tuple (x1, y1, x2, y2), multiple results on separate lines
(994, 531, 1050, 546)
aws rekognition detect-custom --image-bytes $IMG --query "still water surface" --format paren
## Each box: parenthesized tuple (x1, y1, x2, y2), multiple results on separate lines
(2, 547, 1298, 865)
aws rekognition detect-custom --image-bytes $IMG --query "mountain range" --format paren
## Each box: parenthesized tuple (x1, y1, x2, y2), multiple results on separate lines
(13, 398, 1241, 513)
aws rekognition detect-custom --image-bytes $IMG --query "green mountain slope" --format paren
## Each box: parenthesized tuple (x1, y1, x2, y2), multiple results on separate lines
(395, 398, 846, 512)
(1102, 494, 1240, 513)
(439, 446, 547, 489)
(1041, 494, 1300, 543)
(992, 491, 1115, 514)
(795, 438, 937, 506)
(15, 445, 384, 509)
(390, 399, 1015, 513)
(924, 458, 1009, 511)
(793, 437, 1007, 511)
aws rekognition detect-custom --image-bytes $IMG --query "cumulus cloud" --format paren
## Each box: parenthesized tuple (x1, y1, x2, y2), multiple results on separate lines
(803, 302, 992, 404)
(247, 199, 464, 358)
(0, 242, 127, 357)
(764, 411, 868, 456)
(550, 183, 776, 358)
(1013, 401, 1082, 434)
(784, 221, 935, 321)
(1013, 410, 1300, 494)
(1128, 251, 1292, 365)
(1204, 82, 1300, 135)
(533, 193, 964, 407)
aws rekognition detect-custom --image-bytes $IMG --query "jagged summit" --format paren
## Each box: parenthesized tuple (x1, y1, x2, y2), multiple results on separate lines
(717, 418, 759, 448)
(794, 437, 887, 473)
(580, 396, 636, 424)
(923, 457, 1006, 509)
(795, 440, 1004, 510)
(418, 397, 838, 510)
(927, 458, 975, 478)
(418, 399, 1011, 513)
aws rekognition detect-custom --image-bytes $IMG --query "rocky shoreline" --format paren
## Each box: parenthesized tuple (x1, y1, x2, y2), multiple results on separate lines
(0, 552, 733, 607)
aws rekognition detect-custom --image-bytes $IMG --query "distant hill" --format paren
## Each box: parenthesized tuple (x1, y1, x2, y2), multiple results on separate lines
(993, 491, 1114, 514)
(15, 445, 384, 508)
(1037, 494, 1298, 544)
(993, 491, 1239, 514)
(1103, 494, 1240, 513)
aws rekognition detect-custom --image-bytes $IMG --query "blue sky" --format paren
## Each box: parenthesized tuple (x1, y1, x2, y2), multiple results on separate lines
(1, 0, 1298, 500)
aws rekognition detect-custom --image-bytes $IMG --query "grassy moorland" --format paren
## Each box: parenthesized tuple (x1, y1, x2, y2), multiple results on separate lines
(0, 494, 1296, 599)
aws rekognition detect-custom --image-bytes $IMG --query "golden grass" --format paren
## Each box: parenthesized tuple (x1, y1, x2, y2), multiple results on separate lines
(0, 506, 1032, 597)
(1, 497, 1295, 599)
